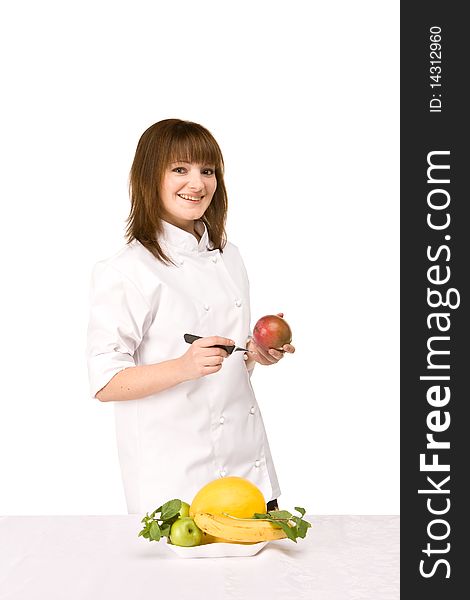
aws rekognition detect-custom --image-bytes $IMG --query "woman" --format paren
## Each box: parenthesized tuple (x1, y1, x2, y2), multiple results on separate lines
(87, 119, 295, 514)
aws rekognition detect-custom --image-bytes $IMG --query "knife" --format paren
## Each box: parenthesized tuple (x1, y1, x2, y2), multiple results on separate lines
(184, 333, 254, 355)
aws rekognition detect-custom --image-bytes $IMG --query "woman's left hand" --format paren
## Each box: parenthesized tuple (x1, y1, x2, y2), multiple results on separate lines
(244, 313, 296, 366)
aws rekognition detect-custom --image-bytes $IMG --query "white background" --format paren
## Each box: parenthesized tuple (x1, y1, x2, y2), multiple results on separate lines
(0, 0, 399, 515)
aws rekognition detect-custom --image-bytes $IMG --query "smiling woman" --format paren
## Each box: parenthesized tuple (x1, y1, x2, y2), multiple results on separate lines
(126, 119, 228, 265)
(86, 118, 295, 515)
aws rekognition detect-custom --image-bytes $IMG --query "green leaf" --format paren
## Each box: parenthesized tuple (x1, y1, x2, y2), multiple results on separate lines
(160, 514, 180, 528)
(160, 499, 182, 521)
(253, 512, 270, 519)
(149, 521, 162, 541)
(294, 507, 306, 517)
(138, 529, 150, 539)
(148, 506, 162, 519)
(160, 523, 171, 538)
(267, 510, 292, 520)
(275, 520, 298, 542)
(297, 519, 311, 539)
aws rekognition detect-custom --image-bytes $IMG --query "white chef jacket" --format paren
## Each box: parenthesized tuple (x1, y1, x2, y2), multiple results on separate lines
(87, 220, 281, 514)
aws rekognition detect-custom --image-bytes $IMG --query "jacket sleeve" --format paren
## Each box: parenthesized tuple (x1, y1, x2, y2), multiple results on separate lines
(86, 261, 153, 398)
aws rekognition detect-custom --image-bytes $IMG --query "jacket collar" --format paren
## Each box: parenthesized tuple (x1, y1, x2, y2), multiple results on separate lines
(159, 219, 211, 254)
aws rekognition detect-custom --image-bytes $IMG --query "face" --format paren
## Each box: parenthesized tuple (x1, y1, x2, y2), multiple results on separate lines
(160, 161, 217, 233)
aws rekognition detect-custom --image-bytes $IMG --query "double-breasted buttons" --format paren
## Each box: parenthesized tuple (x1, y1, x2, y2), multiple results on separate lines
(204, 304, 210, 311)
(250, 406, 256, 414)
(219, 468, 227, 477)
(235, 299, 242, 307)
(254, 460, 261, 468)
(219, 416, 225, 424)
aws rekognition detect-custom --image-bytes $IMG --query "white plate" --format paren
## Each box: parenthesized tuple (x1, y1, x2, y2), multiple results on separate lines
(166, 540, 269, 558)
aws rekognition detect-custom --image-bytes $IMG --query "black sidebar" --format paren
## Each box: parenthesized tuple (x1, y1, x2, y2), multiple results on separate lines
(401, 2, 468, 598)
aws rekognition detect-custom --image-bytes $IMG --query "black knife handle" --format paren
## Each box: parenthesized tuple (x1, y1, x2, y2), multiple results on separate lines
(183, 333, 235, 355)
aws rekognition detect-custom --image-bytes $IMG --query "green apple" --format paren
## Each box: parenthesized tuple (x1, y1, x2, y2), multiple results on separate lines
(178, 501, 190, 518)
(169, 517, 203, 547)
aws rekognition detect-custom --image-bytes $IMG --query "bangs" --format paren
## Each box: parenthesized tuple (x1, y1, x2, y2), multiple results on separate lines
(165, 123, 224, 169)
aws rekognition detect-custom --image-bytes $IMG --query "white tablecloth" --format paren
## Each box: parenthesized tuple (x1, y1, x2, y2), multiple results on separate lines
(0, 515, 399, 600)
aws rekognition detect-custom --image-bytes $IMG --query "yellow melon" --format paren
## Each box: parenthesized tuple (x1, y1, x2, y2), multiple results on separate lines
(189, 476, 266, 519)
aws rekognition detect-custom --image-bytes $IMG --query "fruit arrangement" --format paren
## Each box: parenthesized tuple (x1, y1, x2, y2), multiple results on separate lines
(138, 476, 311, 547)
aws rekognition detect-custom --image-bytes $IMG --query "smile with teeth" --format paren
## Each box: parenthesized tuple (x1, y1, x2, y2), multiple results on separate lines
(178, 193, 203, 202)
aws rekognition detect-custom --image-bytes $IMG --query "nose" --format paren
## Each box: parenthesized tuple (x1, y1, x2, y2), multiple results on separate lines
(188, 169, 204, 191)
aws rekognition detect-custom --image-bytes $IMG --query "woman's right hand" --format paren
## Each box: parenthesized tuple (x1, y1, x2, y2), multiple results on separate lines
(178, 336, 234, 381)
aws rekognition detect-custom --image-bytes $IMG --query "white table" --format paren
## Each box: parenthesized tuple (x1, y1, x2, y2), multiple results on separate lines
(0, 515, 399, 599)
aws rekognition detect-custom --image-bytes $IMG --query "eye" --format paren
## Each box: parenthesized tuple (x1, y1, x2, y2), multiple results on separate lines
(172, 166, 187, 174)
(202, 167, 215, 176)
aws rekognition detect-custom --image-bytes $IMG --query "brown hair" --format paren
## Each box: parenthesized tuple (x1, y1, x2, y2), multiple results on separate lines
(126, 119, 228, 264)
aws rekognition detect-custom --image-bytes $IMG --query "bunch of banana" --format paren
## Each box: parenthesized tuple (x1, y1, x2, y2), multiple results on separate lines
(194, 512, 291, 543)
